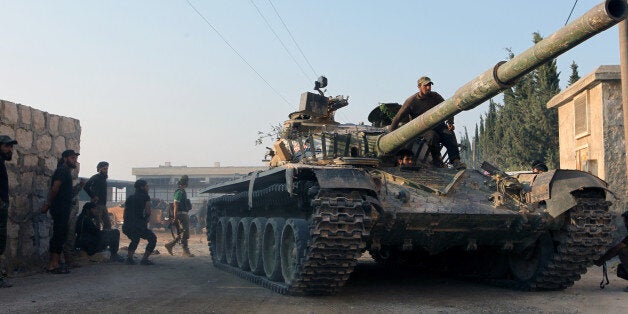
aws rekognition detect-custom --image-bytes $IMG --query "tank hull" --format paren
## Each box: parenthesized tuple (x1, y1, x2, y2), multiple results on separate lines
(204, 164, 613, 294)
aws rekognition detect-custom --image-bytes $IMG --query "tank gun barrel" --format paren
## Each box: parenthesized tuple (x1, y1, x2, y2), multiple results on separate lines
(376, 0, 627, 155)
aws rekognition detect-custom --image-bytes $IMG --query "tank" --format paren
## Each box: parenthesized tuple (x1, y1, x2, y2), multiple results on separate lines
(202, 0, 627, 295)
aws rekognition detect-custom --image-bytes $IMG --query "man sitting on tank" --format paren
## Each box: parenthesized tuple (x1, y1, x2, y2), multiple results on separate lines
(531, 160, 548, 173)
(396, 149, 414, 167)
(595, 211, 628, 292)
(390, 76, 466, 170)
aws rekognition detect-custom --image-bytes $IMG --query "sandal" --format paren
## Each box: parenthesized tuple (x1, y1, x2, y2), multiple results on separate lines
(46, 267, 70, 274)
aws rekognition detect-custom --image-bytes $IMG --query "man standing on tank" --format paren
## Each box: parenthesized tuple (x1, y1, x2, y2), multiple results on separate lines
(165, 175, 194, 257)
(41, 149, 82, 274)
(123, 180, 157, 265)
(83, 161, 111, 230)
(0, 135, 17, 287)
(390, 76, 466, 170)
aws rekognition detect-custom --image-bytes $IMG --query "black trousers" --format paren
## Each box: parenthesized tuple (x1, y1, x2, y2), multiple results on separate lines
(421, 124, 460, 163)
(50, 206, 71, 254)
(0, 201, 7, 255)
(124, 226, 157, 253)
(82, 229, 121, 256)
(99, 229, 120, 255)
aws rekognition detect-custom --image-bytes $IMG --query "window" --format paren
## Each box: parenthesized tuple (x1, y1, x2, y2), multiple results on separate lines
(574, 94, 589, 138)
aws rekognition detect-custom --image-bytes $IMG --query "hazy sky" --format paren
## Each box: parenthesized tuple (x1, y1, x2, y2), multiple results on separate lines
(0, 0, 622, 180)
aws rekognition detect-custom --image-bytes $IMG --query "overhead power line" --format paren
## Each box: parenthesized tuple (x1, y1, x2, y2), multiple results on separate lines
(267, 0, 318, 78)
(185, 0, 291, 107)
(249, 0, 312, 86)
(565, 0, 578, 25)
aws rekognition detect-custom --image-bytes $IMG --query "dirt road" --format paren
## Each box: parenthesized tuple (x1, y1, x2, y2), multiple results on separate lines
(3, 230, 627, 313)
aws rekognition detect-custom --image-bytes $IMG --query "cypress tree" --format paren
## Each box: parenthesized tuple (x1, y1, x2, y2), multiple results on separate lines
(473, 123, 480, 167)
(568, 61, 580, 86)
(475, 34, 561, 171)
(460, 126, 473, 167)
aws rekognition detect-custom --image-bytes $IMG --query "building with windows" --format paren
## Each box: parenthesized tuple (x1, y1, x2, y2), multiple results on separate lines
(547, 65, 626, 214)
(131, 162, 267, 208)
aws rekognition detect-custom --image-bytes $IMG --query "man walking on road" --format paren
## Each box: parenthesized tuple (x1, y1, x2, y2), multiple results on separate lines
(0, 135, 17, 287)
(165, 175, 194, 257)
(83, 161, 111, 229)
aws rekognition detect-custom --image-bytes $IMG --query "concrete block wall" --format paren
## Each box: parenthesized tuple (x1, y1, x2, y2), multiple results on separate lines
(1, 99, 81, 273)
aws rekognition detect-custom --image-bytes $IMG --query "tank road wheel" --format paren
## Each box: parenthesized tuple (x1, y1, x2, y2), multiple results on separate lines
(369, 247, 403, 266)
(248, 217, 268, 275)
(508, 191, 613, 291)
(236, 217, 253, 270)
(224, 217, 241, 266)
(508, 234, 554, 287)
(280, 219, 310, 285)
(213, 217, 229, 264)
(262, 218, 286, 282)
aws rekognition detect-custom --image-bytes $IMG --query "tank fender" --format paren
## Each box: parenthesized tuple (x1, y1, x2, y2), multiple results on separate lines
(285, 168, 294, 196)
(529, 169, 609, 218)
(247, 171, 261, 209)
(311, 168, 377, 192)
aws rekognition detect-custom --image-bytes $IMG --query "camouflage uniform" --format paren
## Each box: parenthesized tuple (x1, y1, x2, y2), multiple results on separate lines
(165, 176, 194, 257)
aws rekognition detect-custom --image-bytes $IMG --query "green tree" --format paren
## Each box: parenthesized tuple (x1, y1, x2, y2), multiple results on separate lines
(459, 126, 473, 167)
(568, 61, 581, 86)
(475, 33, 561, 171)
(473, 123, 480, 167)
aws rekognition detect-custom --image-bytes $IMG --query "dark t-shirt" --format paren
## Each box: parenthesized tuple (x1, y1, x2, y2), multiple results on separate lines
(124, 190, 150, 229)
(390, 91, 449, 131)
(0, 160, 8, 203)
(75, 212, 100, 255)
(51, 165, 73, 210)
(622, 235, 628, 246)
(84, 173, 107, 205)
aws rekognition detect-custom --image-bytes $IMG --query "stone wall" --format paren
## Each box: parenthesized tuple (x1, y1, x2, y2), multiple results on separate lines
(1, 99, 81, 274)
(601, 81, 628, 238)
(603, 80, 627, 217)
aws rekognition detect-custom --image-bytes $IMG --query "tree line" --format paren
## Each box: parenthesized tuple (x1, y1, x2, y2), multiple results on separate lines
(457, 33, 581, 172)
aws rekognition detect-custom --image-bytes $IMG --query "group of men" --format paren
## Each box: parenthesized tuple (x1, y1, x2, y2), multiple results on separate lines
(74, 169, 196, 267)
(0, 137, 196, 285)
(75, 171, 196, 266)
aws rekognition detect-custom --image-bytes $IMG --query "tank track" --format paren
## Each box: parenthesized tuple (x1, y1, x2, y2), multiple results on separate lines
(208, 190, 369, 295)
(494, 194, 613, 291)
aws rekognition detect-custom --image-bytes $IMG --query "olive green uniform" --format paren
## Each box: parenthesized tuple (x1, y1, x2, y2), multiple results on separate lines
(165, 188, 192, 255)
